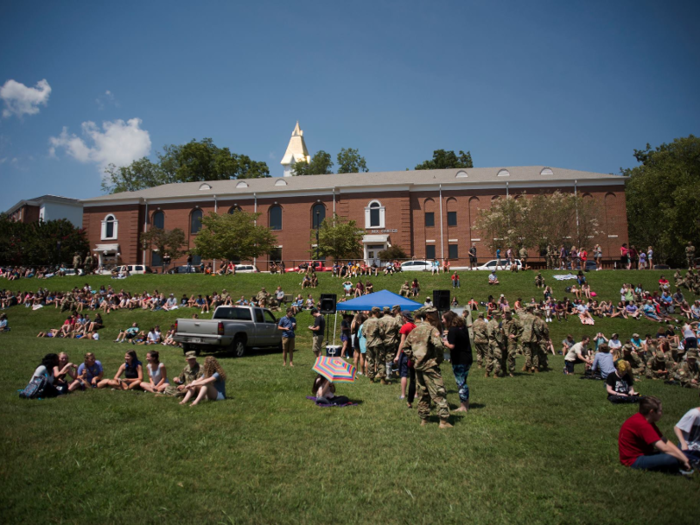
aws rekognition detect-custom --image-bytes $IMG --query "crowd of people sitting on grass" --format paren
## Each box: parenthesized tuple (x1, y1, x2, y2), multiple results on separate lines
(24, 351, 227, 406)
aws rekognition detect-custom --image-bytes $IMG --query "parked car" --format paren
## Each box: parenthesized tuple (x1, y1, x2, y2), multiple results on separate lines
(173, 306, 282, 357)
(285, 261, 333, 273)
(475, 259, 523, 271)
(167, 265, 201, 274)
(96, 264, 152, 276)
(234, 264, 259, 273)
(400, 260, 432, 272)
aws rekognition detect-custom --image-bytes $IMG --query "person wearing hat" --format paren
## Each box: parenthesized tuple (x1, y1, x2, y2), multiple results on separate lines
(622, 343, 646, 378)
(532, 310, 551, 372)
(164, 351, 203, 396)
(503, 310, 522, 377)
(380, 306, 401, 379)
(256, 287, 270, 308)
(402, 307, 452, 428)
(363, 306, 387, 384)
(486, 312, 507, 378)
(472, 312, 489, 369)
(646, 348, 671, 380)
(673, 350, 700, 389)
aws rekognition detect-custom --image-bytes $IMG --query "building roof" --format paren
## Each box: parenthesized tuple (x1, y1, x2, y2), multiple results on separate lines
(280, 121, 310, 167)
(5, 195, 82, 215)
(82, 166, 626, 205)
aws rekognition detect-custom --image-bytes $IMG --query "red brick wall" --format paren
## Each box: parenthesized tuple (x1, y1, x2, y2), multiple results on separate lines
(81, 183, 628, 269)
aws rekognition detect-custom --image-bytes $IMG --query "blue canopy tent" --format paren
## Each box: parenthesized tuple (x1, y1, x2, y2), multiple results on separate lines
(330, 290, 422, 346)
(336, 289, 422, 311)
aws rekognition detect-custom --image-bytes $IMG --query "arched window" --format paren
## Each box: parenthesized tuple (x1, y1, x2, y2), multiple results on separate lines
(269, 205, 282, 230)
(152, 211, 164, 229)
(424, 198, 435, 228)
(228, 206, 241, 214)
(312, 203, 326, 229)
(365, 200, 385, 229)
(446, 197, 458, 227)
(190, 209, 203, 234)
(101, 214, 118, 240)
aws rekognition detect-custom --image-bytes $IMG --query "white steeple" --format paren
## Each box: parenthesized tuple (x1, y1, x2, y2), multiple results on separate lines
(280, 121, 310, 177)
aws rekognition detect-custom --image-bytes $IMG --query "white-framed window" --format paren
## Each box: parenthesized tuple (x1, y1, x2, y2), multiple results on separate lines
(101, 214, 118, 240)
(365, 200, 385, 229)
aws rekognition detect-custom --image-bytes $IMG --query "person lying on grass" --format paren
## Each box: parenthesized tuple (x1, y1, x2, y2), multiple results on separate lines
(139, 350, 168, 393)
(98, 350, 143, 390)
(180, 356, 226, 406)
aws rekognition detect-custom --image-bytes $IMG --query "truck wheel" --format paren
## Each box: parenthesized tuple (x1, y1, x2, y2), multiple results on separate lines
(232, 338, 246, 358)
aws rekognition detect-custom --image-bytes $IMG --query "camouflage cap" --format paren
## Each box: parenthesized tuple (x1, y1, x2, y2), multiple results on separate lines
(687, 349, 698, 360)
(526, 305, 535, 311)
(632, 333, 640, 339)
(534, 309, 542, 316)
(371, 306, 381, 313)
(185, 351, 197, 359)
(655, 350, 665, 361)
(477, 312, 484, 318)
(420, 306, 437, 315)
(622, 344, 633, 352)
(383, 306, 390, 313)
(392, 305, 401, 312)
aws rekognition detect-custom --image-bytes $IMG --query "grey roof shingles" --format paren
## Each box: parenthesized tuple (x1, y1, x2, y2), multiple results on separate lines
(83, 166, 625, 204)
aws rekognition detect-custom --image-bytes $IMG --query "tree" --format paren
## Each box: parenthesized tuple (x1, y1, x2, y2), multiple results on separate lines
(0, 217, 89, 266)
(377, 245, 407, 260)
(336, 148, 368, 174)
(624, 135, 700, 265)
(292, 150, 334, 176)
(311, 214, 364, 260)
(415, 149, 473, 170)
(140, 228, 187, 271)
(475, 192, 602, 253)
(193, 210, 277, 262)
(102, 138, 270, 193)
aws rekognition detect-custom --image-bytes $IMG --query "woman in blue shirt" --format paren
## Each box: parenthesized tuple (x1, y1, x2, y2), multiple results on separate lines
(180, 356, 226, 406)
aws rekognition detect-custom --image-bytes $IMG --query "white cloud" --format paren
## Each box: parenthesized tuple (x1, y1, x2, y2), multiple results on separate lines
(49, 118, 151, 171)
(0, 79, 51, 118)
(96, 90, 119, 110)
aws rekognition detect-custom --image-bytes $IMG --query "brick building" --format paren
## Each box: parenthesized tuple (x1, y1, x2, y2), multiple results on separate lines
(81, 166, 628, 270)
(6, 195, 83, 227)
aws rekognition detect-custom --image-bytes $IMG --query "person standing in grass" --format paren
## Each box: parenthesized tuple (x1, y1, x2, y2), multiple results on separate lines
(395, 311, 416, 405)
(363, 307, 387, 384)
(180, 356, 226, 406)
(441, 311, 472, 412)
(619, 396, 693, 474)
(472, 313, 488, 369)
(278, 308, 297, 367)
(380, 306, 401, 379)
(402, 307, 452, 428)
(309, 308, 325, 358)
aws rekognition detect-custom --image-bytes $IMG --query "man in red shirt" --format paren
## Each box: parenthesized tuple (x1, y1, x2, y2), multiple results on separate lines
(619, 396, 693, 473)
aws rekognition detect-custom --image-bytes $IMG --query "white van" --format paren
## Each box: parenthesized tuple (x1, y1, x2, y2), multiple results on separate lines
(97, 264, 153, 276)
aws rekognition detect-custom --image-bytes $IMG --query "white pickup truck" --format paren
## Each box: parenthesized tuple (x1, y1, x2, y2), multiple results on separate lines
(173, 306, 282, 357)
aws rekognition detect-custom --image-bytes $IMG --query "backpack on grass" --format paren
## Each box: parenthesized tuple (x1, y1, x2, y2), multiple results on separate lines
(19, 374, 56, 399)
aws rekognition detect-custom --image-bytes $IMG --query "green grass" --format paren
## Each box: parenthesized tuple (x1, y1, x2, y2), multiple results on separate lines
(1, 270, 698, 524)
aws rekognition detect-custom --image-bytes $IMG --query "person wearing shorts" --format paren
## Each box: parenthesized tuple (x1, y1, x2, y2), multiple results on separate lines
(278, 308, 296, 367)
(310, 308, 325, 357)
(69, 352, 104, 391)
(395, 311, 416, 404)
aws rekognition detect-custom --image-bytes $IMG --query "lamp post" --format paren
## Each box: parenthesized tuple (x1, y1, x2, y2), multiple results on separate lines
(315, 210, 320, 261)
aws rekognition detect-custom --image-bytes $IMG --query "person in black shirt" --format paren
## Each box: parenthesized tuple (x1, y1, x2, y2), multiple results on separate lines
(309, 308, 326, 358)
(606, 360, 641, 404)
(442, 311, 473, 412)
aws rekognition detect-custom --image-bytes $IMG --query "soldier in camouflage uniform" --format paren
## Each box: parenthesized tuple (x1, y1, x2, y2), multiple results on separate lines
(686, 242, 696, 270)
(672, 350, 700, 388)
(256, 287, 271, 308)
(402, 307, 452, 428)
(83, 254, 93, 275)
(520, 306, 536, 372)
(363, 307, 387, 384)
(72, 252, 82, 271)
(532, 310, 550, 372)
(646, 349, 671, 380)
(472, 313, 489, 369)
(674, 270, 686, 290)
(503, 310, 522, 377)
(380, 306, 401, 379)
(163, 351, 203, 396)
(518, 246, 528, 269)
(535, 272, 545, 288)
(487, 312, 507, 377)
(622, 344, 646, 378)
(399, 282, 411, 297)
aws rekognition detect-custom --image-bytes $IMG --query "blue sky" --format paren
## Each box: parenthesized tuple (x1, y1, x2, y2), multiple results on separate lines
(1, 0, 698, 212)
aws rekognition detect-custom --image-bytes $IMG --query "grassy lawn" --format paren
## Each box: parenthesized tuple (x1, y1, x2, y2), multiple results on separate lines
(1, 270, 698, 524)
